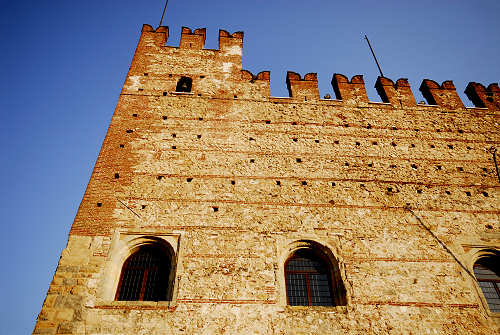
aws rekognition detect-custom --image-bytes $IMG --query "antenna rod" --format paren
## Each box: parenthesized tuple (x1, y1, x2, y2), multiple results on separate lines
(364, 35, 384, 77)
(159, 0, 169, 27)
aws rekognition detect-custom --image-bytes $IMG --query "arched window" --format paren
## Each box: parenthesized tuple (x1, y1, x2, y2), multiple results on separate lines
(176, 76, 192, 93)
(116, 245, 172, 301)
(473, 256, 500, 313)
(285, 248, 345, 306)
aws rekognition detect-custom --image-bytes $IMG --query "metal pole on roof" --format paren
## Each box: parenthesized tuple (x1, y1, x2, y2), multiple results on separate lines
(364, 35, 384, 77)
(159, 0, 169, 27)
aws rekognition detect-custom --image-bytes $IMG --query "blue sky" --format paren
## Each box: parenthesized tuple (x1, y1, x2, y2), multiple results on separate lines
(1, 1, 499, 333)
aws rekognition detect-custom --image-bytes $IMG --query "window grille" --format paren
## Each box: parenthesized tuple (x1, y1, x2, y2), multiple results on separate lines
(285, 249, 335, 306)
(116, 245, 171, 301)
(474, 258, 500, 313)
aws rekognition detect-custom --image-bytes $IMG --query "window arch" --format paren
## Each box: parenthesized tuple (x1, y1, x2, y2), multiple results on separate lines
(285, 247, 346, 306)
(473, 255, 500, 313)
(115, 244, 172, 301)
(176, 76, 192, 93)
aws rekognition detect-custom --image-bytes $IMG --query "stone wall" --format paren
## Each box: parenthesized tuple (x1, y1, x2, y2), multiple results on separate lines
(34, 24, 500, 334)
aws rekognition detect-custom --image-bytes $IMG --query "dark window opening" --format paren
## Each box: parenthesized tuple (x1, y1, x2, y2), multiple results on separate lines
(285, 248, 345, 306)
(176, 77, 192, 93)
(116, 245, 172, 301)
(474, 256, 500, 313)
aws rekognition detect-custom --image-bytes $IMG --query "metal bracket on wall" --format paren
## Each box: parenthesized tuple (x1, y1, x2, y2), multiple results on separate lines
(488, 147, 500, 183)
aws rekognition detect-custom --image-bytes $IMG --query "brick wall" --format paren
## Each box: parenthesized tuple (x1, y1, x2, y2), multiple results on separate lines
(34, 24, 499, 335)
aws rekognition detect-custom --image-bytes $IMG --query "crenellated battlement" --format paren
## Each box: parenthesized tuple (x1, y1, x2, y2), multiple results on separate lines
(134, 25, 499, 112)
(419, 79, 465, 110)
(465, 82, 500, 111)
(332, 74, 369, 105)
(180, 27, 206, 49)
(375, 77, 416, 107)
(140, 24, 243, 53)
(286, 72, 320, 101)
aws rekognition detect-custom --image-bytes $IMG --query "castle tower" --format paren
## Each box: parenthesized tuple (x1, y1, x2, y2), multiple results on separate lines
(34, 24, 500, 334)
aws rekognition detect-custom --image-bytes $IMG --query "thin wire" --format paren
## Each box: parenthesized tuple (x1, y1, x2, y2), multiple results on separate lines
(159, 0, 169, 27)
(364, 35, 384, 77)
(117, 198, 141, 219)
(404, 205, 476, 282)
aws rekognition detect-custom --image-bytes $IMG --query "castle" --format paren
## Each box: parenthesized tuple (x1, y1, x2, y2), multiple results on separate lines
(33, 24, 499, 334)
